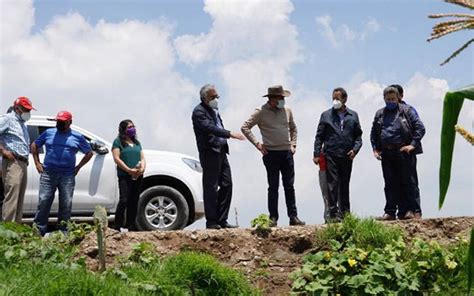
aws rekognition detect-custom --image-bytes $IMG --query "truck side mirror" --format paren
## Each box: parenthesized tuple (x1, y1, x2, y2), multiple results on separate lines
(90, 140, 109, 155)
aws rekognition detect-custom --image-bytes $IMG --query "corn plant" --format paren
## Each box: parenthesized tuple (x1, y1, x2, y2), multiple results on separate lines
(438, 85, 474, 293)
(428, 0, 474, 65)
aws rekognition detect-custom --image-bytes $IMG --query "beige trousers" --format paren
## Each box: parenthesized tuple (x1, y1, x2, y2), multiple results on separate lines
(2, 158, 27, 223)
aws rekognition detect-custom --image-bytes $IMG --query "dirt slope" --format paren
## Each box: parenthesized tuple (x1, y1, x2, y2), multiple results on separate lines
(78, 216, 473, 295)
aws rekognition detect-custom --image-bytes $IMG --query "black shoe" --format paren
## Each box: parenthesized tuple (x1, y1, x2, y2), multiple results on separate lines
(206, 224, 222, 230)
(269, 217, 278, 227)
(219, 222, 238, 228)
(289, 216, 305, 226)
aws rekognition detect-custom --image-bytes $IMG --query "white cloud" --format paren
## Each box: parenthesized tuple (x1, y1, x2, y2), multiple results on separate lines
(315, 15, 381, 48)
(0, 0, 197, 154)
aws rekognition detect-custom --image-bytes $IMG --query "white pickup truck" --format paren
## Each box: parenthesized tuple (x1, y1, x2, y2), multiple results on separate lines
(0, 116, 204, 230)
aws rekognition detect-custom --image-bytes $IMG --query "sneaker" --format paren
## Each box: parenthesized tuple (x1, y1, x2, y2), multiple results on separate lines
(120, 227, 129, 233)
(376, 213, 396, 221)
(206, 224, 222, 230)
(269, 217, 278, 227)
(414, 212, 422, 219)
(219, 222, 238, 228)
(289, 216, 306, 226)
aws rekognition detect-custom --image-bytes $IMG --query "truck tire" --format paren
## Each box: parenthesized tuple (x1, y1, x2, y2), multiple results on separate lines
(136, 185, 189, 231)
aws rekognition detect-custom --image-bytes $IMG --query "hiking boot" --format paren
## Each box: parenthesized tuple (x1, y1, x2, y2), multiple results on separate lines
(289, 216, 306, 226)
(269, 217, 278, 227)
(376, 213, 396, 221)
(401, 211, 415, 220)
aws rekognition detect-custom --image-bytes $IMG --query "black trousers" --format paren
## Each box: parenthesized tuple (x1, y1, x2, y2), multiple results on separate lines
(199, 150, 233, 226)
(115, 175, 143, 229)
(411, 155, 422, 214)
(262, 150, 297, 220)
(381, 150, 417, 217)
(325, 155, 353, 218)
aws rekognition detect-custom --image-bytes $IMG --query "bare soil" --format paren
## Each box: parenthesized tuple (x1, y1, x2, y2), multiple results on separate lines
(77, 216, 473, 295)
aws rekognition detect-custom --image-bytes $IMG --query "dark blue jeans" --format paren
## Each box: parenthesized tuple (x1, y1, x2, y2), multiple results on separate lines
(262, 150, 297, 220)
(34, 171, 75, 236)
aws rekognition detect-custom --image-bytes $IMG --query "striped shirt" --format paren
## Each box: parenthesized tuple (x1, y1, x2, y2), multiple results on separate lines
(0, 112, 30, 158)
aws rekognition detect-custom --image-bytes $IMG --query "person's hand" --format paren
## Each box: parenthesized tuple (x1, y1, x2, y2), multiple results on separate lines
(400, 145, 415, 154)
(230, 132, 245, 140)
(138, 167, 145, 176)
(128, 168, 140, 178)
(373, 150, 382, 160)
(313, 156, 320, 166)
(35, 161, 44, 174)
(2, 150, 15, 161)
(290, 146, 296, 155)
(347, 150, 356, 160)
(257, 143, 268, 155)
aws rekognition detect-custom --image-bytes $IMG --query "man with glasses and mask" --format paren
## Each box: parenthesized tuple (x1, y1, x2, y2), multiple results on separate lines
(313, 87, 363, 222)
(241, 85, 305, 227)
(192, 84, 245, 230)
(0, 97, 35, 222)
(31, 111, 93, 236)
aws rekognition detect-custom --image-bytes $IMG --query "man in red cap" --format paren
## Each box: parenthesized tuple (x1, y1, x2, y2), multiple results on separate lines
(0, 97, 35, 222)
(31, 111, 93, 236)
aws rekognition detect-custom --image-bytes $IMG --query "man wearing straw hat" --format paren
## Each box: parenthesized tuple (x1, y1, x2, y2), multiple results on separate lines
(241, 85, 305, 227)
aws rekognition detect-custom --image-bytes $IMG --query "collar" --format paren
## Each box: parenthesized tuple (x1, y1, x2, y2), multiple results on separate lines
(332, 107, 353, 117)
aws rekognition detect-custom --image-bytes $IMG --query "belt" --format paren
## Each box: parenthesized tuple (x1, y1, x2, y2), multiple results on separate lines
(382, 144, 403, 150)
(14, 154, 29, 163)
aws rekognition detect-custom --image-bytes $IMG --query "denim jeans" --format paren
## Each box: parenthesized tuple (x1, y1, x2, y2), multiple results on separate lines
(34, 171, 75, 236)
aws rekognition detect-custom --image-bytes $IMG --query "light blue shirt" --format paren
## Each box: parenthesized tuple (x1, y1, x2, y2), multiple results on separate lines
(0, 112, 30, 158)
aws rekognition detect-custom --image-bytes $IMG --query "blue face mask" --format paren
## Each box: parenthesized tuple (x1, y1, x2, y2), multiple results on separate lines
(385, 102, 398, 110)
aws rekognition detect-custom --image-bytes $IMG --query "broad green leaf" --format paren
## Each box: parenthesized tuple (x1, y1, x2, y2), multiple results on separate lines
(439, 84, 474, 208)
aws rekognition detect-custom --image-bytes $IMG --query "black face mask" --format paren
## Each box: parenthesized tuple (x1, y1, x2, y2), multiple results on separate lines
(56, 121, 68, 131)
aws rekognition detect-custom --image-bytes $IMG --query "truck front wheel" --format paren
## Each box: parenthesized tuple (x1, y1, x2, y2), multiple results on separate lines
(136, 185, 189, 231)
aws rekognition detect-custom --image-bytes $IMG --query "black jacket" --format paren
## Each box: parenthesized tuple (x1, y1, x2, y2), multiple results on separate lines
(192, 102, 230, 154)
(370, 103, 425, 154)
(313, 107, 363, 158)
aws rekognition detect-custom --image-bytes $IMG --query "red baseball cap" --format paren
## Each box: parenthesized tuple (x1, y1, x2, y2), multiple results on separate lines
(56, 111, 72, 121)
(14, 96, 36, 111)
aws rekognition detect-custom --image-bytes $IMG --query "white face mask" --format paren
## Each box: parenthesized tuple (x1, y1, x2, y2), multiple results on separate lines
(208, 98, 219, 109)
(333, 99, 343, 110)
(20, 111, 31, 121)
(276, 99, 285, 109)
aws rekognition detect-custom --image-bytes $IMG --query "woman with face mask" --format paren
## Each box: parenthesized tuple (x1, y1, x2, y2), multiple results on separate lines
(111, 119, 146, 232)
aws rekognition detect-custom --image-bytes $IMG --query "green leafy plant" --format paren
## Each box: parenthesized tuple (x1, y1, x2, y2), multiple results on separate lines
(251, 214, 272, 232)
(291, 216, 470, 295)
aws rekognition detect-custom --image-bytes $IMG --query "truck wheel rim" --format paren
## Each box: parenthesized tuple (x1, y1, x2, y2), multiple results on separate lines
(145, 196, 178, 229)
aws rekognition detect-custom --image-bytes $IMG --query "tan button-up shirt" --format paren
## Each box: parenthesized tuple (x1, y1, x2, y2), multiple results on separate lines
(241, 102, 297, 151)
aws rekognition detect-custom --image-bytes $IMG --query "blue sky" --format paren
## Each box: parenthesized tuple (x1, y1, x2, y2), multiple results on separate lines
(1, 0, 472, 227)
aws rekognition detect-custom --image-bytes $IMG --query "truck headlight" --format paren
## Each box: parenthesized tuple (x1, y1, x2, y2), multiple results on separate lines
(182, 158, 202, 173)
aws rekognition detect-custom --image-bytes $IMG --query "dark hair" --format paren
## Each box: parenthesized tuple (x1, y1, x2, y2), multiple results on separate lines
(332, 87, 348, 99)
(118, 119, 139, 146)
(390, 84, 404, 96)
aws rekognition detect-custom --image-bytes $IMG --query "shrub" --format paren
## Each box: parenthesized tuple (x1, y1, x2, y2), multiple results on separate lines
(291, 216, 469, 295)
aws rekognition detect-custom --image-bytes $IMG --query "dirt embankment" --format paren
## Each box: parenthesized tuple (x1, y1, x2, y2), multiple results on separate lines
(78, 216, 474, 295)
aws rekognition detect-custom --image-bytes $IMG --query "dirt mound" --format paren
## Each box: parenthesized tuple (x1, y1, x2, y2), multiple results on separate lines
(78, 216, 473, 295)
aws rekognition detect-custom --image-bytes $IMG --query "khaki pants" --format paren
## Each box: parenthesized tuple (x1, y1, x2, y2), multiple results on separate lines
(2, 158, 27, 223)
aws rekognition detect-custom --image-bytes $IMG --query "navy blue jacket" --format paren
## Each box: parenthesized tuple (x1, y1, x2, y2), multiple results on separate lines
(370, 103, 425, 154)
(313, 107, 363, 158)
(192, 102, 230, 154)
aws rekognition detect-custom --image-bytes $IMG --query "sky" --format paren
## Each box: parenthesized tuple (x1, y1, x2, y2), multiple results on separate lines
(0, 0, 472, 228)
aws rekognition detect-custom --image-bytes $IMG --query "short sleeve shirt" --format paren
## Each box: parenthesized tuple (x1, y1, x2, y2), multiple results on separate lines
(112, 137, 142, 177)
(35, 128, 92, 175)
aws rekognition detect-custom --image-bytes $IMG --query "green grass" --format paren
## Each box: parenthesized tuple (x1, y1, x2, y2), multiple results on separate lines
(0, 222, 258, 296)
(314, 214, 404, 249)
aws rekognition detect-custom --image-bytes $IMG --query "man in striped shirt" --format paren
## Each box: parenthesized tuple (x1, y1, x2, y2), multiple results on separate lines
(0, 97, 35, 222)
